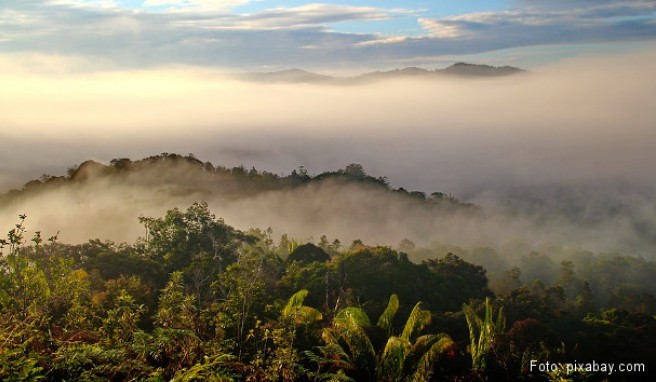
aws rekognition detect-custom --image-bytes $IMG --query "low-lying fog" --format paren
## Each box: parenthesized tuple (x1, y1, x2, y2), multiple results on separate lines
(1, 49, 655, 256)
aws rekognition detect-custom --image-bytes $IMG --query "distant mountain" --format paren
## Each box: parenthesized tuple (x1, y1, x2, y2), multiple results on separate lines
(351, 67, 433, 82)
(236, 63, 524, 84)
(237, 68, 334, 83)
(439, 62, 524, 77)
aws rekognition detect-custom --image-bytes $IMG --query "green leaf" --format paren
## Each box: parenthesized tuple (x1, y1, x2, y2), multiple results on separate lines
(376, 294, 399, 336)
(400, 302, 431, 342)
(378, 336, 411, 381)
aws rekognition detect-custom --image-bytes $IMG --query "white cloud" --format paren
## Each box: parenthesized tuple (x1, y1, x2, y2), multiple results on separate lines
(356, 36, 409, 47)
(418, 18, 464, 38)
(50, 0, 119, 9)
(195, 3, 405, 30)
(144, 0, 250, 12)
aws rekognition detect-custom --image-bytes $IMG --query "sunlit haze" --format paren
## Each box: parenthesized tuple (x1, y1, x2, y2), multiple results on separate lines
(1, 0, 656, 255)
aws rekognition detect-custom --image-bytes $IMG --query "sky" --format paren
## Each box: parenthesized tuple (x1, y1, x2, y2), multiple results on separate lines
(2, 0, 656, 71)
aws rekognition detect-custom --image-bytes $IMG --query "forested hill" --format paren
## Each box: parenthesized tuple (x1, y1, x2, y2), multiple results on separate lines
(0, 153, 483, 245)
(0, 153, 469, 209)
(2, 153, 654, 256)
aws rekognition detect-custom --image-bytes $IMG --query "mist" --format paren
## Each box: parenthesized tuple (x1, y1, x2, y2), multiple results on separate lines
(1, 49, 655, 257)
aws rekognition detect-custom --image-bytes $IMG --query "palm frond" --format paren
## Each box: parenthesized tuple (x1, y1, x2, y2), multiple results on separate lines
(330, 309, 376, 377)
(403, 333, 447, 374)
(335, 307, 371, 327)
(282, 289, 309, 316)
(282, 289, 323, 324)
(462, 298, 505, 371)
(378, 336, 411, 382)
(296, 306, 323, 324)
(413, 335, 455, 382)
(495, 306, 506, 333)
(376, 294, 399, 336)
(400, 302, 431, 342)
(462, 302, 482, 364)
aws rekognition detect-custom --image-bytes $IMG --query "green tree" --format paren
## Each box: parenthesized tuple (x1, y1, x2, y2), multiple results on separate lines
(101, 289, 144, 346)
(273, 290, 324, 380)
(140, 202, 247, 275)
(0, 216, 50, 321)
(214, 237, 282, 360)
(322, 295, 455, 382)
(377, 299, 454, 382)
(463, 297, 506, 372)
(155, 271, 197, 332)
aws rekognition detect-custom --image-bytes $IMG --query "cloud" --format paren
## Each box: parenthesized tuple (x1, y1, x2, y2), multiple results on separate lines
(0, 2, 409, 68)
(418, 18, 466, 38)
(416, 1, 656, 47)
(143, 0, 250, 12)
(2, 1, 655, 70)
(232, 3, 395, 29)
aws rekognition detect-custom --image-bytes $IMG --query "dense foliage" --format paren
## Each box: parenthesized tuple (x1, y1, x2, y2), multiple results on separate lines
(1, 202, 654, 381)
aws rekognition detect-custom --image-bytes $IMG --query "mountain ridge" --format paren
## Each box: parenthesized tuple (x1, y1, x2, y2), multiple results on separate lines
(0, 153, 469, 208)
(237, 62, 524, 84)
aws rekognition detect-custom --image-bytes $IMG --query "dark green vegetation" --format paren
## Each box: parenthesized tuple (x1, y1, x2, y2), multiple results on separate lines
(1, 199, 655, 381)
(1, 154, 655, 381)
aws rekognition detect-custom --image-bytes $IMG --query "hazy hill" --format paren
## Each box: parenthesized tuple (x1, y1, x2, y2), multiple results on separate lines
(236, 68, 334, 83)
(438, 62, 523, 77)
(237, 63, 524, 84)
(0, 154, 474, 244)
(1, 153, 653, 259)
(3, 154, 463, 206)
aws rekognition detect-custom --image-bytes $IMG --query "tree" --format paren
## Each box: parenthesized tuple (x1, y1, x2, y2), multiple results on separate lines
(492, 266, 522, 297)
(150, 275, 204, 380)
(322, 295, 455, 382)
(463, 297, 506, 372)
(274, 290, 324, 380)
(397, 239, 416, 255)
(0, 216, 51, 321)
(322, 306, 377, 381)
(155, 271, 197, 331)
(140, 202, 248, 273)
(343, 163, 366, 178)
(0, 216, 50, 381)
(377, 300, 454, 382)
(287, 243, 331, 265)
(423, 253, 492, 311)
(101, 289, 144, 346)
(140, 202, 251, 317)
(214, 237, 282, 360)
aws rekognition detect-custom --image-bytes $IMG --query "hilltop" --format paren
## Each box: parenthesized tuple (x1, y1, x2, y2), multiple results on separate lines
(1, 153, 466, 208)
(0, 153, 477, 244)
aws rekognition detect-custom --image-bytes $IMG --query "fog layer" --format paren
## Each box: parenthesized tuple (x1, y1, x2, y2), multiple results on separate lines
(1, 49, 655, 255)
